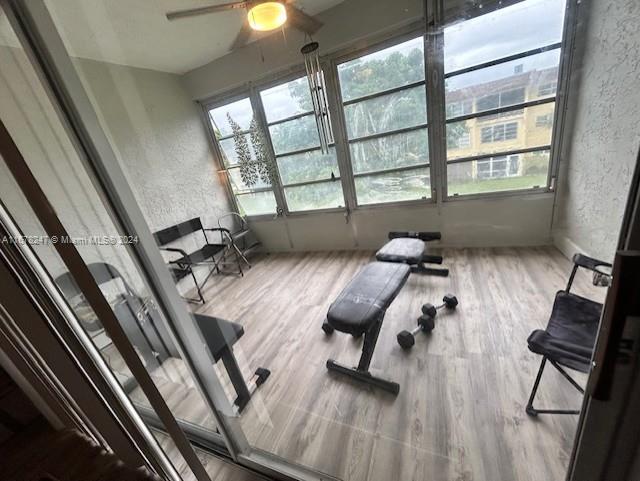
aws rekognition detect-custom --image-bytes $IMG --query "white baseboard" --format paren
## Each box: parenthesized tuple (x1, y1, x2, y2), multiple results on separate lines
(552, 233, 590, 260)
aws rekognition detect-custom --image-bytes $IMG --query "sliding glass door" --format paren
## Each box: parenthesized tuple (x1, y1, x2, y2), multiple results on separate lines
(0, 1, 333, 480)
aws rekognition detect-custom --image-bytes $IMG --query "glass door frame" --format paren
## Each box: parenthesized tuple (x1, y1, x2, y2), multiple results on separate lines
(2, 1, 338, 480)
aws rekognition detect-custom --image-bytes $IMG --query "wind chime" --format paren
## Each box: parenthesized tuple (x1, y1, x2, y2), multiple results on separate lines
(301, 41, 333, 154)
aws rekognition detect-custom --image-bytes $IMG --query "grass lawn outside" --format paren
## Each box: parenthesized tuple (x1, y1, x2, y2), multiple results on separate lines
(448, 173, 548, 196)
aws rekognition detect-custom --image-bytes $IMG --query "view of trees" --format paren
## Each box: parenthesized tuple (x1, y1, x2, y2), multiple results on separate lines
(213, 33, 557, 215)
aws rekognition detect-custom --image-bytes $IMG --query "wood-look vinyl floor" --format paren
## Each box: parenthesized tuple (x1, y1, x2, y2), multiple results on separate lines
(121, 247, 606, 481)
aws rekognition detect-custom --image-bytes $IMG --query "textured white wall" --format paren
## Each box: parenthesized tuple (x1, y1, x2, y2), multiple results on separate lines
(552, 0, 640, 262)
(75, 58, 232, 233)
(74, 58, 235, 290)
(0, 42, 231, 294)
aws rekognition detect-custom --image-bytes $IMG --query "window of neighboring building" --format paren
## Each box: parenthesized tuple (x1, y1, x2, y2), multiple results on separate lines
(208, 97, 278, 216)
(535, 113, 554, 127)
(337, 36, 430, 205)
(538, 81, 557, 96)
(477, 154, 520, 179)
(480, 122, 518, 143)
(444, 0, 565, 196)
(476, 88, 526, 114)
(446, 99, 473, 118)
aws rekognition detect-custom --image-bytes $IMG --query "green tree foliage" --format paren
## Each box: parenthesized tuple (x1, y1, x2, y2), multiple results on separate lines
(258, 46, 450, 209)
(228, 113, 257, 187)
(250, 117, 278, 185)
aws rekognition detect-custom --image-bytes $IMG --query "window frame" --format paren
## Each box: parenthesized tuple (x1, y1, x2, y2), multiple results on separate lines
(199, 0, 576, 216)
(333, 32, 435, 209)
(443, 36, 564, 199)
(256, 72, 348, 214)
(201, 90, 281, 219)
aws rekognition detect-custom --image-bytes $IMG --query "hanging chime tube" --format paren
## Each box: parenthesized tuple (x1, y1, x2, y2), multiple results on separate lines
(301, 41, 333, 154)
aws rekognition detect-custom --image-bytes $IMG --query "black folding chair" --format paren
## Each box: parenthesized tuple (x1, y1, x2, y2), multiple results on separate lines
(153, 218, 230, 304)
(525, 253, 612, 416)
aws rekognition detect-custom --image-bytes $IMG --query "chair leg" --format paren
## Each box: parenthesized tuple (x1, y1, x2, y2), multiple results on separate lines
(189, 269, 205, 304)
(526, 357, 547, 416)
(526, 356, 583, 416)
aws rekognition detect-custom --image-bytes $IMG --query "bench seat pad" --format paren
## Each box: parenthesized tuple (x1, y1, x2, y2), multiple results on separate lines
(375, 237, 425, 265)
(327, 262, 410, 335)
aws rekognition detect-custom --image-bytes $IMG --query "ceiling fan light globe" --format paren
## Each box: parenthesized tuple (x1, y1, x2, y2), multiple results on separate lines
(247, 2, 287, 31)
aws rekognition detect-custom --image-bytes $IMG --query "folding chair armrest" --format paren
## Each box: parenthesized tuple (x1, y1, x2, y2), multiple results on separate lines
(160, 247, 191, 264)
(566, 253, 612, 292)
(204, 227, 230, 234)
(204, 227, 233, 244)
(572, 253, 612, 272)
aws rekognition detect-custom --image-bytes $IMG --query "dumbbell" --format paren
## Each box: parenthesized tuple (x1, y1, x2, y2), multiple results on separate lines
(397, 315, 435, 349)
(421, 294, 458, 319)
(396, 294, 459, 349)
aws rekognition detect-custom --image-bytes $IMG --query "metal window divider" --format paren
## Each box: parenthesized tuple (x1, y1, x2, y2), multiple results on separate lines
(323, 58, 358, 215)
(249, 87, 289, 216)
(425, 0, 448, 204)
(549, 0, 581, 200)
(249, 86, 296, 249)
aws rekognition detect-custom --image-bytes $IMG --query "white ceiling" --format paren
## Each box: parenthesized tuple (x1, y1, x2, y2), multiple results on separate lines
(42, 0, 345, 74)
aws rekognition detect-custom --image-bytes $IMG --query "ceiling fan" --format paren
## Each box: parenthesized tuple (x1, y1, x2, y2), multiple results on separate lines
(165, 1, 323, 51)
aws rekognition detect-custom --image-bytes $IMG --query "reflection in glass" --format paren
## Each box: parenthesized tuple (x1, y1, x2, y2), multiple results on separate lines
(260, 76, 313, 123)
(444, 0, 566, 73)
(355, 167, 430, 205)
(269, 114, 319, 154)
(445, 49, 561, 119)
(344, 85, 427, 139)
(338, 36, 425, 102)
(209, 98, 254, 137)
(236, 190, 278, 216)
(447, 150, 550, 195)
(446, 103, 555, 160)
(285, 181, 344, 211)
(277, 148, 339, 184)
(227, 167, 271, 192)
(350, 128, 429, 174)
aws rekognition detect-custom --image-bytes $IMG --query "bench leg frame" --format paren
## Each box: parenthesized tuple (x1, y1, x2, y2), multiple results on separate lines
(326, 319, 400, 395)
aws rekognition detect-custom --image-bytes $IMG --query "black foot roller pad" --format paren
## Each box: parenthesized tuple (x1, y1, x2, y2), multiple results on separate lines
(375, 238, 425, 265)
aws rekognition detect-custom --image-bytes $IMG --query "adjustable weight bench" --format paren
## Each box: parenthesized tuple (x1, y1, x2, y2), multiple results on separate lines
(323, 262, 410, 395)
(376, 231, 449, 276)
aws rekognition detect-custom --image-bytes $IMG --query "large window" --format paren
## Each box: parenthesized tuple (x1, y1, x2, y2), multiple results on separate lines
(205, 0, 568, 215)
(337, 36, 431, 205)
(208, 97, 278, 216)
(444, 0, 565, 196)
(208, 78, 345, 215)
(260, 77, 344, 212)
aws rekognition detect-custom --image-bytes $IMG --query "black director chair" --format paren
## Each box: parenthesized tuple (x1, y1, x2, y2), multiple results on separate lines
(154, 217, 245, 304)
(525, 253, 612, 416)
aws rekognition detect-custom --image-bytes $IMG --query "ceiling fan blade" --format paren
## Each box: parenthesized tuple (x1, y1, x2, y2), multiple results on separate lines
(231, 19, 253, 51)
(286, 5, 323, 34)
(166, 2, 247, 21)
